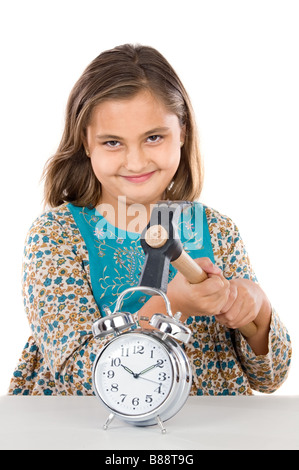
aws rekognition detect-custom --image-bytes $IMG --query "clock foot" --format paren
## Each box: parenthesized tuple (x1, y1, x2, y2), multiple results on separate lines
(103, 413, 115, 430)
(156, 415, 167, 434)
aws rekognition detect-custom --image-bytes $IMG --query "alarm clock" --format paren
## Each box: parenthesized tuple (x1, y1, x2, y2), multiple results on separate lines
(92, 286, 192, 433)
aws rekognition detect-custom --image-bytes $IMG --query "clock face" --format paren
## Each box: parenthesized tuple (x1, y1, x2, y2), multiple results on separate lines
(93, 332, 174, 416)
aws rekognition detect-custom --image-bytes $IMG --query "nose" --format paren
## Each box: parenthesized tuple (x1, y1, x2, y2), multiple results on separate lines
(124, 146, 149, 173)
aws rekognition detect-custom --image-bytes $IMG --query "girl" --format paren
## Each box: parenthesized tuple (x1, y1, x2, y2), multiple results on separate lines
(9, 44, 291, 396)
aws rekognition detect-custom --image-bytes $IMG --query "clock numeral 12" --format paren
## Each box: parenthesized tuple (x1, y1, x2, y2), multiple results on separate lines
(133, 345, 144, 354)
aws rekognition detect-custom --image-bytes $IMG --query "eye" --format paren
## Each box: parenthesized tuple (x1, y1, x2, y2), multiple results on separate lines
(104, 140, 121, 148)
(146, 135, 163, 143)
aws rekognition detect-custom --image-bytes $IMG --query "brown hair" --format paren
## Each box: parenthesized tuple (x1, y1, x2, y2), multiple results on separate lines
(42, 44, 203, 208)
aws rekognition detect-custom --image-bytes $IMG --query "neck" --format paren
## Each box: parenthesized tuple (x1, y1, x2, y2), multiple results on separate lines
(96, 196, 155, 233)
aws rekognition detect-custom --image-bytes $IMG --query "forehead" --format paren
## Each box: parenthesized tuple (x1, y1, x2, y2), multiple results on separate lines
(88, 90, 181, 135)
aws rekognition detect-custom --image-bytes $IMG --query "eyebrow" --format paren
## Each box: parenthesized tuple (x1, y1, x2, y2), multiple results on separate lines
(96, 127, 171, 141)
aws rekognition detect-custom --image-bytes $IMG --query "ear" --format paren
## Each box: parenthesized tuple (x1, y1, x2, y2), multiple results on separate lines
(180, 124, 186, 146)
(81, 131, 90, 157)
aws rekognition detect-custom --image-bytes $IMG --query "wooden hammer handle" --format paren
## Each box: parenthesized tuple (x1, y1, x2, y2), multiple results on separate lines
(171, 250, 208, 283)
(145, 225, 257, 338)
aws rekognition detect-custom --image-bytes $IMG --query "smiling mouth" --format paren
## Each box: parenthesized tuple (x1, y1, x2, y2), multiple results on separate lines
(121, 171, 156, 183)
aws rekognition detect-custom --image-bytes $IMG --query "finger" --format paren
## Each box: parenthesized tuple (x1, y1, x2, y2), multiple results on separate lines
(216, 295, 245, 328)
(202, 275, 230, 296)
(194, 257, 223, 276)
(216, 296, 258, 330)
(193, 276, 230, 316)
(220, 283, 238, 313)
(217, 308, 255, 330)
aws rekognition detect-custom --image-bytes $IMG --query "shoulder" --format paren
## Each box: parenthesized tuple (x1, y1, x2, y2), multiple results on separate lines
(30, 202, 74, 227)
(201, 203, 256, 279)
(25, 203, 81, 246)
(202, 204, 242, 245)
(203, 204, 238, 233)
(201, 204, 245, 265)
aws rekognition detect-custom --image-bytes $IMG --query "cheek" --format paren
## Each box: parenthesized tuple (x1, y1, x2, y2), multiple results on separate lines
(90, 158, 103, 180)
(90, 155, 115, 179)
(153, 143, 181, 170)
(158, 146, 181, 172)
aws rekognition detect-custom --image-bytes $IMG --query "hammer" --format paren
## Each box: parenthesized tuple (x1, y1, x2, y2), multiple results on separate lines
(139, 201, 257, 339)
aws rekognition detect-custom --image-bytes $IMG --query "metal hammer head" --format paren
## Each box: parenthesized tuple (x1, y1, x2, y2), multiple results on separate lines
(139, 201, 192, 292)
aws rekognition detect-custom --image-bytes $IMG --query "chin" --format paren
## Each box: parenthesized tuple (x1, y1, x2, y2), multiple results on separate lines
(126, 192, 164, 207)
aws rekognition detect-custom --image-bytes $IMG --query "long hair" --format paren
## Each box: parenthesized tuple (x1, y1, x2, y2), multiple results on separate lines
(42, 44, 203, 208)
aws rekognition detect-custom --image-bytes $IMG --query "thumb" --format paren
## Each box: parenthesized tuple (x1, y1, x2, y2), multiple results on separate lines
(194, 257, 223, 276)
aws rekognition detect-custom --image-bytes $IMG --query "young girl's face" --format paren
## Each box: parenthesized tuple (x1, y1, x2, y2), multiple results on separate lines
(85, 90, 185, 210)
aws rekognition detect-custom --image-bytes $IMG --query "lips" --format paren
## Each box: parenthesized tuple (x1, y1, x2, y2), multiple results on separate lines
(121, 171, 156, 183)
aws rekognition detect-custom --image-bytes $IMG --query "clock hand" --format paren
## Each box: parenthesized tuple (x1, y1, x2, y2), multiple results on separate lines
(121, 364, 161, 384)
(120, 364, 139, 378)
(136, 361, 160, 377)
(138, 376, 162, 386)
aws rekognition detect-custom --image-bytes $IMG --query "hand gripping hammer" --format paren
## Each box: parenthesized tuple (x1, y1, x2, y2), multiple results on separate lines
(139, 201, 257, 339)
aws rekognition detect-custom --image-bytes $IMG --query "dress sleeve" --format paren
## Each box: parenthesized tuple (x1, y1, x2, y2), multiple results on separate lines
(220, 215, 292, 393)
(23, 211, 110, 394)
(233, 309, 292, 393)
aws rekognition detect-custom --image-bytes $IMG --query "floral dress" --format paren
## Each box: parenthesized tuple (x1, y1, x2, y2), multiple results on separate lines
(8, 202, 291, 396)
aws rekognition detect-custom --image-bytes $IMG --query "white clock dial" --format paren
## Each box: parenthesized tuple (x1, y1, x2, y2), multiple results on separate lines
(94, 333, 174, 416)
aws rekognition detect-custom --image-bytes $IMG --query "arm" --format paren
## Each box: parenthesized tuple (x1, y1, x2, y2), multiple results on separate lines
(22, 211, 107, 394)
(211, 213, 292, 392)
(216, 278, 272, 355)
(139, 210, 292, 393)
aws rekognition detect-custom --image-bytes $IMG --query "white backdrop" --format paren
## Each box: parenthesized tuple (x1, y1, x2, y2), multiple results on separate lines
(0, 0, 298, 396)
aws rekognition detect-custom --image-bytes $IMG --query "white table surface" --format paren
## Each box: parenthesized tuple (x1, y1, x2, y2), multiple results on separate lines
(0, 395, 298, 450)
